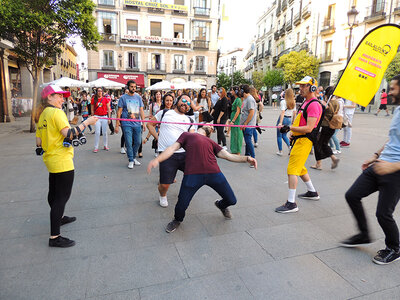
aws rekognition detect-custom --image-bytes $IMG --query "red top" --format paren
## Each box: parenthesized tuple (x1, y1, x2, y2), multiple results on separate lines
(381, 92, 387, 105)
(91, 96, 110, 116)
(176, 132, 223, 175)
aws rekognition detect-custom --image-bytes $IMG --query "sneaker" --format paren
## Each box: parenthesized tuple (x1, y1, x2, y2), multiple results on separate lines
(250, 165, 255, 168)
(340, 141, 345, 145)
(275, 201, 299, 213)
(332, 150, 341, 154)
(386, 114, 390, 117)
(49, 236, 75, 248)
(128, 161, 134, 169)
(103, 146, 109, 151)
(154, 152, 158, 157)
(120, 147, 126, 154)
(165, 220, 181, 233)
(215, 200, 232, 219)
(222, 146, 228, 151)
(133, 159, 141, 166)
(254, 143, 259, 148)
(276, 151, 283, 156)
(331, 157, 340, 169)
(298, 191, 320, 200)
(374, 113, 378, 116)
(373, 248, 400, 265)
(339, 233, 371, 248)
(159, 196, 168, 208)
(341, 142, 350, 147)
(60, 216, 76, 226)
(93, 148, 98, 153)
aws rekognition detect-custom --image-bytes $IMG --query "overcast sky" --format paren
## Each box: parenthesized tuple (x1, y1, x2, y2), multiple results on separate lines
(68, 0, 272, 65)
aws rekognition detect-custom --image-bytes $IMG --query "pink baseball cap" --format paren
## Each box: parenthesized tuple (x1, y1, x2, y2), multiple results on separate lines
(41, 85, 71, 99)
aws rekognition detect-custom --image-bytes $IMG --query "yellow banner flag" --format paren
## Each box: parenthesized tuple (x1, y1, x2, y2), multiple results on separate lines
(334, 24, 400, 107)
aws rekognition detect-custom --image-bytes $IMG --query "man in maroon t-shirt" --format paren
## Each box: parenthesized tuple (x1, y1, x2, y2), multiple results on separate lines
(147, 126, 257, 233)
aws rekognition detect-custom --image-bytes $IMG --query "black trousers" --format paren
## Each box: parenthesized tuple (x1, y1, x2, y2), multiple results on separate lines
(215, 119, 227, 146)
(315, 126, 335, 161)
(345, 166, 400, 251)
(48, 170, 74, 236)
(121, 132, 142, 153)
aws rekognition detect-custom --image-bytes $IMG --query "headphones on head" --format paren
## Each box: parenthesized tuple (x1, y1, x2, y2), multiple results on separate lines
(309, 77, 317, 93)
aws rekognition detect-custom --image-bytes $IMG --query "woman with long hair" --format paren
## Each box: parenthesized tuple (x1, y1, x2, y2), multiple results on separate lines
(197, 88, 212, 122)
(35, 85, 97, 247)
(149, 90, 162, 117)
(250, 87, 262, 147)
(229, 87, 243, 154)
(91, 87, 111, 152)
(210, 87, 228, 149)
(276, 88, 296, 156)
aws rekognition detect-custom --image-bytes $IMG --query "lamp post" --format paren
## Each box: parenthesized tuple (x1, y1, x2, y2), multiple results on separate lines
(230, 56, 236, 88)
(347, 6, 359, 62)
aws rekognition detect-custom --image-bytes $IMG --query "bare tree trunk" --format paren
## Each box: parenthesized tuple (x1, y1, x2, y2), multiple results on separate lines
(30, 68, 40, 132)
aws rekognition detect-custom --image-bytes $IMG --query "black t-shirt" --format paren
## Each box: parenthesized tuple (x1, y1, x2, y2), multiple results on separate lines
(212, 97, 228, 121)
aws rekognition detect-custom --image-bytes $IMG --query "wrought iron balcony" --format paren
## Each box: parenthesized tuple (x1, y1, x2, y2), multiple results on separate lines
(173, 64, 186, 74)
(148, 7, 164, 14)
(274, 31, 280, 40)
(320, 18, 335, 35)
(300, 40, 309, 51)
(194, 7, 210, 16)
(272, 56, 279, 66)
(192, 40, 209, 49)
(147, 62, 166, 73)
(172, 10, 188, 16)
(320, 52, 333, 63)
(364, 2, 386, 23)
(282, 0, 287, 11)
(279, 27, 286, 37)
(394, 0, 400, 14)
(100, 33, 117, 42)
(294, 12, 301, 26)
(302, 3, 311, 19)
(265, 49, 271, 57)
(285, 20, 292, 31)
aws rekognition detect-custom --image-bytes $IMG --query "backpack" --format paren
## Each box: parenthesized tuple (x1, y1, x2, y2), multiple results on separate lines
(295, 98, 325, 144)
(325, 101, 343, 129)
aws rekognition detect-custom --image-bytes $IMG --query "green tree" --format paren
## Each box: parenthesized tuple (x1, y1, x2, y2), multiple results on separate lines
(277, 50, 320, 85)
(251, 71, 264, 90)
(385, 51, 400, 82)
(216, 73, 231, 91)
(0, 0, 101, 132)
(232, 71, 251, 87)
(263, 69, 285, 90)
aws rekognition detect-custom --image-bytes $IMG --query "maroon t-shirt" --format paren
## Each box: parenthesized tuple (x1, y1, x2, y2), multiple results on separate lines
(176, 132, 223, 175)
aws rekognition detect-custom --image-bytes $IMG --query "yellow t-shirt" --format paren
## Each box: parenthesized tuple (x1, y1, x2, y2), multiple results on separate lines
(36, 107, 74, 173)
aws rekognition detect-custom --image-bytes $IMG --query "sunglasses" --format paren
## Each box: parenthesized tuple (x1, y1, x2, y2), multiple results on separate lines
(181, 98, 191, 106)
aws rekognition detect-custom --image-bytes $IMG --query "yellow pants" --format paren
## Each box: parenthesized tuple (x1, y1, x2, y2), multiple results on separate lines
(287, 137, 313, 176)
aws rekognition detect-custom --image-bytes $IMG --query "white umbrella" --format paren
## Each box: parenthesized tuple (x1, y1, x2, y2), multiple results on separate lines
(146, 80, 175, 91)
(178, 81, 204, 90)
(41, 77, 89, 88)
(88, 78, 126, 89)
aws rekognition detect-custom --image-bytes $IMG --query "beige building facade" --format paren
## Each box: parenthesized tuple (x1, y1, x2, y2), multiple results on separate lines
(88, 0, 220, 89)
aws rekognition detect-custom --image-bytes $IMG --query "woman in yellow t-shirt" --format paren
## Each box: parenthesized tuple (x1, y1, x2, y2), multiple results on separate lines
(35, 85, 97, 248)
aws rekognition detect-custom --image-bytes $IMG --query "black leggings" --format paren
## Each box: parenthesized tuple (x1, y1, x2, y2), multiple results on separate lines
(48, 170, 74, 236)
(215, 119, 227, 146)
(121, 132, 142, 153)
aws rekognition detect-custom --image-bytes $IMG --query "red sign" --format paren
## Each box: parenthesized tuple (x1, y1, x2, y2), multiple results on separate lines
(97, 72, 145, 88)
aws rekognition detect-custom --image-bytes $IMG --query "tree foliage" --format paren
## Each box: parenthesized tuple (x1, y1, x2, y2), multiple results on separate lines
(217, 71, 250, 91)
(0, 0, 101, 131)
(263, 69, 285, 89)
(385, 51, 400, 82)
(251, 71, 264, 90)
(277, 50, 320, 85)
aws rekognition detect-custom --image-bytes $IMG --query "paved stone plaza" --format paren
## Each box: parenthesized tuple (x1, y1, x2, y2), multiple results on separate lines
(0, 108, 399, 300)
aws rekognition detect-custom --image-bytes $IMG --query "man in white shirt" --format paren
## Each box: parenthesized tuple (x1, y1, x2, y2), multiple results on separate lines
(147, 95, 194, 207)
(210, 85, 219, 108)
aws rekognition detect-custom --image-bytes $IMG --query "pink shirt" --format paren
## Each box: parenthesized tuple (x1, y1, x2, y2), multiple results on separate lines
(299, 98, 322, 127)
(381, 92, 387, 105)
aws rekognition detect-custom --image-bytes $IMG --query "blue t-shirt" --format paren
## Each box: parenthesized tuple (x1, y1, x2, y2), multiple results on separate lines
(380, 106, 400, 163)
(118, 93, 143, 127)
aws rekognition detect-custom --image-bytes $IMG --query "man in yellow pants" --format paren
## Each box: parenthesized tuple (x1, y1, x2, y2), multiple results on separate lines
(275, 76, 323, 213)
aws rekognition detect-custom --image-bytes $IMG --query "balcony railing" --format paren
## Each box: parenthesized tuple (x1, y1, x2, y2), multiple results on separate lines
(265, 49, 271, 57)
(321, 18, 335, 35)
(272, 56, 279, 66)
(124, 5, 140, 11)
(294, 12, 301, 25)
(194, 7, 210, 16)
(276, 5, 281, 16)
(300, 40, 309, 51)
(302, 3, 311, 19)
(147, 63, 166, 72)
(100, 33, 117, 42)
(282, 0, 287, 11)
(173, 65, 186, 73)
(320, 52, 333, 63)
(395, 0, 400, 14)
(279, 27, 286, 37)
(285, 20, 292, 31)
(274, 31, 279, 40)
(192, 40, 209, 49)
(148, 7, 164, 14)
(364, 2, 386, 22)
(288, 0, 294, 4)
(172, 10, 188, 16)
(98, 0, 115, 7)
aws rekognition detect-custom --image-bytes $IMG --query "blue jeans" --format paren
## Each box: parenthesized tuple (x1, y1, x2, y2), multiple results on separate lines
(329, 129, 340, 151)
(175, 173, 237, 222)
(122, 126, 141, 162)
(253, 129, 258, 143)
(244, 128, 255, 158)
(276, 116, 291, 151)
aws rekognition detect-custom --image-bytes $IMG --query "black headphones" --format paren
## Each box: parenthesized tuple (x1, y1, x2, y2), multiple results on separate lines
(71, 129, 80, 147)
(309, 77, 317, 93)
(63, 129, 72, 147)
(76, 126, 86, 145)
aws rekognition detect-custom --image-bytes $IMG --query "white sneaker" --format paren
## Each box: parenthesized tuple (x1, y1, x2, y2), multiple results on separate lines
(333, 150, 341, 154)
(120, 147, 126, 154)
(276, 151, 283, 156)
(254, 143, 259, 148)
(159, 196, 168, 207)
(128, 161, 134, 169)
(222, 146, 228, 151)
(133, 159, 141, 166)
(154, 152, 158, 157)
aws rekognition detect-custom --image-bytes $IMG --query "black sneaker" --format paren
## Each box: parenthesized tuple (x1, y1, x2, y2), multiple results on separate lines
(215, 200, 232, 219)
(339, 233, 371, 248)
(298, 191, 320, 200)
(275, 201, 299, 213)
(60, 216, 76, 226)
(165, 220, 181, 233)
(49, 236, 75, 248)
(373, 248, 400, 265)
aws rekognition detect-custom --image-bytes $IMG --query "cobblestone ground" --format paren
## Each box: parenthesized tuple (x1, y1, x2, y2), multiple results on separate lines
(0, 108, 399, 299)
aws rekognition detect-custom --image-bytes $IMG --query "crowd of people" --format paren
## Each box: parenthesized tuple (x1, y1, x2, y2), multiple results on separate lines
(34, 74, 400, 266)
